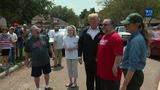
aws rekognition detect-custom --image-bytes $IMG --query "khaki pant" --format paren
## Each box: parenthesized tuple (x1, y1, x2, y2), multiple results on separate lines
(66, 59, 78, 78)
(54, 49, 62, 66)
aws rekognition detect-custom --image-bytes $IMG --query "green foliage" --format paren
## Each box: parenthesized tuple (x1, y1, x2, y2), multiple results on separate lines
(79, 8, 96, 26)
(50, 5, 79, 26)
(0, 0, 53, 25)
(98, 0, 160, 24)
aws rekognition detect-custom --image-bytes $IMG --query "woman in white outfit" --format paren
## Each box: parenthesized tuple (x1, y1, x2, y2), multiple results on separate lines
(63, 25, 79, 88)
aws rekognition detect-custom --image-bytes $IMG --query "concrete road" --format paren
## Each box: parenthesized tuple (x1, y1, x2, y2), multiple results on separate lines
(0, 58, 159, 90)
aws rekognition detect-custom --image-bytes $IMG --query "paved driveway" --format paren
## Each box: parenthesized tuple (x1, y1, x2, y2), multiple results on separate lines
(0, 58, 159, 90)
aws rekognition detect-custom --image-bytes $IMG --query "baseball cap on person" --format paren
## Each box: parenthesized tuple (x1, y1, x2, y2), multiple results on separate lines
(31, 25, 41, 32)
(9, 26, 14, 30)
(121, 13, 143, 25)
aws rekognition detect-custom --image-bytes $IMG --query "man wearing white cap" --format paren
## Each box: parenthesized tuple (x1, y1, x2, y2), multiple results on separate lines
(25, 25, 53, 90)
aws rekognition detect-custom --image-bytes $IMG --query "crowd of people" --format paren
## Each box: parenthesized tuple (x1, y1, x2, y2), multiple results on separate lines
(0, 12, 156, 90)
(0, 23, 30, 69)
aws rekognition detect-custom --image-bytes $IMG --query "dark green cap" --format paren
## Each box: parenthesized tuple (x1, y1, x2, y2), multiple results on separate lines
(121, 13, 143, 25)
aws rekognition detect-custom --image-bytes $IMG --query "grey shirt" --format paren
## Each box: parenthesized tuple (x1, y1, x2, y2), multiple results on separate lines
(25, 35, 50, 67)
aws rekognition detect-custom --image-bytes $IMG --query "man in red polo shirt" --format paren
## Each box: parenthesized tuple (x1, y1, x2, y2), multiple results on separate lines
(97, 19, 124, 90)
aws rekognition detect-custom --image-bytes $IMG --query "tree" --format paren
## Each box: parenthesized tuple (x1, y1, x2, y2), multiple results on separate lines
(0, 0, 53, 25)
(50, 5, 79, 26)
(98, 0, 160, 24)
(79, 8, 96, 26)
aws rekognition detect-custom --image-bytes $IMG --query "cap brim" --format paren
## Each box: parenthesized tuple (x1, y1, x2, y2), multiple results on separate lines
(120, 20, 130, 25)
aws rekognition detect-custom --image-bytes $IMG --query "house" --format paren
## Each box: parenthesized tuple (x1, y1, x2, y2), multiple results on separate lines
(31, 15, 69, 29)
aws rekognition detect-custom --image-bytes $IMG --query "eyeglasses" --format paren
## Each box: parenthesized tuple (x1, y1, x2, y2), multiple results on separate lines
(125, 23, 131, 26)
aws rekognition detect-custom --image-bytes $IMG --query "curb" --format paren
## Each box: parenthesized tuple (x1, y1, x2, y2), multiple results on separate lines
(0, 61, 25, 78)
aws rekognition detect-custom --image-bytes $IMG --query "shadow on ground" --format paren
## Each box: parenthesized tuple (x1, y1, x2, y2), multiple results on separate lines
(51, 66, 64, 71)
(149, 55, 160, 62)
(67, 86, 79, 90)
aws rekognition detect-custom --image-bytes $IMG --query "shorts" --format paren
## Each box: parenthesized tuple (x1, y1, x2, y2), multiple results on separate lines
(1, 49, 10, 56)
(31, 63, 51, 77)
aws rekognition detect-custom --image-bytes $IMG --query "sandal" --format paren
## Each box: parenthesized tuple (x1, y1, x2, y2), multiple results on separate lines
(65, 83, 72, 87)
(70, 83, 77, 88)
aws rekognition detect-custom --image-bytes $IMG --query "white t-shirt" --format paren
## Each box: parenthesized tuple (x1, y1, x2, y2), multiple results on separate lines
(48, 29, 55, 43)
(8, 32, 17, 47)
(63, 36, 79, 59)
(54, 31, 64, 49)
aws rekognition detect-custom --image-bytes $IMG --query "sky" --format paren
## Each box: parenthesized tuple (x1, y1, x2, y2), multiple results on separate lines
(51, 0, 101, 15)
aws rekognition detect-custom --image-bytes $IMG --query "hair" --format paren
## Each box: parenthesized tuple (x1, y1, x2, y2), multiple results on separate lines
(139, 23, 150, 48)
(103, 18, 115, 28)
(88, 13, 99, 20)
(66, 25, 77, 37)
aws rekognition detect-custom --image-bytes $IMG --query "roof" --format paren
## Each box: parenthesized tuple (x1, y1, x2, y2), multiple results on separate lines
(144, 18, 160, 24)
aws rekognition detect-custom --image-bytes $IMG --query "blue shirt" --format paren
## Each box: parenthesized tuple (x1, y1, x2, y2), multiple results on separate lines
(121, 30, 148, 71)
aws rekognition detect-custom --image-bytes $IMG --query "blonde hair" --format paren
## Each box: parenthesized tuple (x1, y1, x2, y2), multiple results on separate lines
(88, 13, 99, 20)
(66, 25, 77, 37)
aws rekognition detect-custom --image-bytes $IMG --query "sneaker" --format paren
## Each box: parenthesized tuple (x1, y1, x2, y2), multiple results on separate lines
(45, 87, 53, 90)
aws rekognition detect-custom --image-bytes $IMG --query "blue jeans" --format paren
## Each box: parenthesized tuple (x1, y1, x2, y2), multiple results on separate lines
(8, 47, 15, 64)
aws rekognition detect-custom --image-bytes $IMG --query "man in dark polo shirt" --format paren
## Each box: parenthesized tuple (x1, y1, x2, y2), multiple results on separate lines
(25, 25, 53, 90)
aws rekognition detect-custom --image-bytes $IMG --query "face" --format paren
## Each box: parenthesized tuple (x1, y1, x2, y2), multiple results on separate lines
(31, 29, 39, 36)
(2, 28, 8, 33)
(125, 23, 139, 33)
(9, 28, 14, 33)
(102, 19, 112, 33)
(67, 27, 74, 36)
(88, 16, 99, 29)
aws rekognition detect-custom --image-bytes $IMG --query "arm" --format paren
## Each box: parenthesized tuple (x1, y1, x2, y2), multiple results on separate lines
(120, 70, 134, 90)
(25, 52, 30, 66)
(50, 44, 55, 60)
(112, 55, 122, 76)
(113, 35, 124, 76)
(78, 34, 84, 64)
(121, 38, 144, 90)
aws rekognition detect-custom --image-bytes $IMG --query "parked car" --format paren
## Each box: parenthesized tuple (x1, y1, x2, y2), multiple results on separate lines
(115, 26, 131, 45)
(149, 29, 160, 56)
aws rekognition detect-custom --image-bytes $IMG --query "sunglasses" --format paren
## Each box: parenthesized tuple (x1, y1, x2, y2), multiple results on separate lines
(102, 23, 111, 26)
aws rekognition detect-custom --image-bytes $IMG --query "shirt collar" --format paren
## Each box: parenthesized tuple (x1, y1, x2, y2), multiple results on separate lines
(88, 26, 99, 31)
(130, 29, 141, 40)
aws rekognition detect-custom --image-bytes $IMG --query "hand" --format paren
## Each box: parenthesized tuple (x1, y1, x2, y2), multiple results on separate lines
(78, 57, 82, 64)
(67, 48, 73, 52)
(52, 53, 55, 60)
(112, 66, 117, 77)
(25, 59, 29, 67)
(120, 85, 127, 90)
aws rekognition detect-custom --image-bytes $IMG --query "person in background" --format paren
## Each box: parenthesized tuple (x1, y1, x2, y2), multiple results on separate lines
(52, 26, 64, 68)
(120, 13, 150, 90)
(97, 19, 124, 90)
(64, 25, 79, 88)
(14, 23, 24, 59)
(22, 24, 30, 46)
(8, 27, 17, 65)
(25, 25, 53, 90)
(78, 13, 103, 90)
(0, 27, 12, 69)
